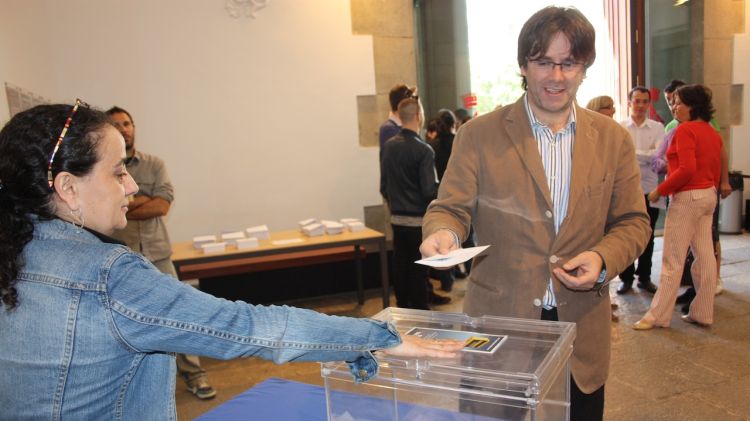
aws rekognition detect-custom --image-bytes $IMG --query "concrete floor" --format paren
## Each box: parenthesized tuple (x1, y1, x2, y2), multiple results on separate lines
(176, 234, 750, 420)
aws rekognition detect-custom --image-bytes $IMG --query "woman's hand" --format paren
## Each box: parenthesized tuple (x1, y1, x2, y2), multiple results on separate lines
(647, 190, 661, 203)
(381, 335, 464, 359)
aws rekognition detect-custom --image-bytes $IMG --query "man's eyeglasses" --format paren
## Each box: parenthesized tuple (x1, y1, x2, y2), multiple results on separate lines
(48, 98, 88, 188)
(529, 59, 583, 74)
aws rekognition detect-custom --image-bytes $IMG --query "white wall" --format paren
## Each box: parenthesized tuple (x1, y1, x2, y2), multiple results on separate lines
(0, 0, 381, 242)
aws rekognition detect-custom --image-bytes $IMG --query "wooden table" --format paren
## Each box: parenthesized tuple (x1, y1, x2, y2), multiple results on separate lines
(171, 228, 390, 307)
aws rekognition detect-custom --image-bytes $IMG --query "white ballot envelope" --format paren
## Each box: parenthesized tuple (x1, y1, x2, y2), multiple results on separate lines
(414, 245, 490, 268)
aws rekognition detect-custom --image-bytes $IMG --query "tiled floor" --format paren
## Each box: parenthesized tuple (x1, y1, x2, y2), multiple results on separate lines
(176, 234, 750, 420)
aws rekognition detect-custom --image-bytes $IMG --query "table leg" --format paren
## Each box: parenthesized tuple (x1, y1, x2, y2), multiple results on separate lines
(378, 238, 390, 307)
(354, 244, 364, 305)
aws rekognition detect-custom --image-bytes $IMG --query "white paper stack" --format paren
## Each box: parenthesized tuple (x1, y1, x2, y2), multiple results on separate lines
(321, 220, 345, 235)
(245, 224, 270, 240)
(345, 221, 364, 232)
(201, 242, 227, 254)
(236, 237, 260, 249)
(340, 218, 364, 232)
(302, 223, 325, 237)
(192, 235, 218, 250)
(221, 231, 246, 246)
(298, 218, 318, 230)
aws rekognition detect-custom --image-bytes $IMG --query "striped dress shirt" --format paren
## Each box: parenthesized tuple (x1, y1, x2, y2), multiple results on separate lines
(523, 95, 576, 309)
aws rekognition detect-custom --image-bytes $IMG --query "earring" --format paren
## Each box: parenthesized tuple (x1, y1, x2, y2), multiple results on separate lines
(69, 208, 85, 231)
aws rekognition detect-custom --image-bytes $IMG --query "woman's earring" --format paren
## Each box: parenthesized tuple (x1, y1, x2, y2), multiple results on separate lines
(69, 208, 85, 231)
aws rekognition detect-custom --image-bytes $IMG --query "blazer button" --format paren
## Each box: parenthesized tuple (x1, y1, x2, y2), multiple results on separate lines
(358, 369, 368, 379)
(545, 210, 553, 218)
(533, 298, 542, 307)
(549, 255, 559, 264)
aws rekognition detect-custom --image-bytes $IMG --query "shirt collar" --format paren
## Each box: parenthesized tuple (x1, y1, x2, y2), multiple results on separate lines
(523, 94, 577, 134)
(124, 150, 142, 166)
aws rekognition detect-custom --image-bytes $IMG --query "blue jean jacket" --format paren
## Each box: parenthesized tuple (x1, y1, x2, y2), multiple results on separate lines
(0, 219, 400, 420)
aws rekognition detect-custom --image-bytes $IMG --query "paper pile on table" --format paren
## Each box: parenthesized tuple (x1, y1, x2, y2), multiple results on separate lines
(246, 224, 270, 240)
(302, 222, 325, 237)
(340, 218, 364, 232)
(192, 235, 218, 250)
(321, 220, 345, 235)
(201, 242, 227, 254)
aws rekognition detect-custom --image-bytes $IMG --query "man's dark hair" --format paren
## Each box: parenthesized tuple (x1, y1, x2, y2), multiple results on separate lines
(663, 79, 686, 94)
(388, 85, 417, 112)
(675, 84, 715, 122)
(517, 6, 596, 90)
(628, 86, 651, 101)
(397, 98, 420, 124)
(454, 108, 470, 124)
(106, 106, 135, 124)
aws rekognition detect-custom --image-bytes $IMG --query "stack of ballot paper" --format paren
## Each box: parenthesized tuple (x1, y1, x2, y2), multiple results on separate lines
(236, 237, 259, 250)
(245, 224, 270, 240)
(192, 235, 217, 250)
(302, 222, 325, 237)
(201, 242, 227, 254)
(340, 218, 364, 232)
(321, 220, 345, 235)
(220, 231, 246, 246)
(298, 218, 318, 230)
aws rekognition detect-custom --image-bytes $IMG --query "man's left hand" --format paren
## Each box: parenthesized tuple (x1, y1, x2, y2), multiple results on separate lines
(552, 251, 603, 291)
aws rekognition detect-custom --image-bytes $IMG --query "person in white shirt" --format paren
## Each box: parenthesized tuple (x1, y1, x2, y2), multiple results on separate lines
(617, 86, 665, 295)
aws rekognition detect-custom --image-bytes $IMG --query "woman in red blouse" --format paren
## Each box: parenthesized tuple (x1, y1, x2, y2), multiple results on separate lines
(634, 84, 722, 329)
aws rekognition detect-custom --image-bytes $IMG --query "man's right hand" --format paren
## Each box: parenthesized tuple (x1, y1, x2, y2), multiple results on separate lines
(419, 230, 459, 268)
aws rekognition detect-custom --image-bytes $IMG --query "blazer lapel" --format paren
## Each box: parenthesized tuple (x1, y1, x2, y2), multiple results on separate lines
(505, 98, 553, 211)
(564, 106, 596, 226)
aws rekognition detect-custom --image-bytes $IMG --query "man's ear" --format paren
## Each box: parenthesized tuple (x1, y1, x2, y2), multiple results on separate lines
(53, 172, 80, 211)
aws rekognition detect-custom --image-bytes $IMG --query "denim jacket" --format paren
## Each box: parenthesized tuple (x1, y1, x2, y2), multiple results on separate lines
(0, 219, 400, 420)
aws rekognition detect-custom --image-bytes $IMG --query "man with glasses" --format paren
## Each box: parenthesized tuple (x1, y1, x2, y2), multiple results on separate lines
(419, 6, 650, 420)
(616, 86, 664, 295)
(107, 106, 217, 401)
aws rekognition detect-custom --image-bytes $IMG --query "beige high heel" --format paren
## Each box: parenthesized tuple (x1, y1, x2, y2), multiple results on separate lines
(632, 319, 655, 330)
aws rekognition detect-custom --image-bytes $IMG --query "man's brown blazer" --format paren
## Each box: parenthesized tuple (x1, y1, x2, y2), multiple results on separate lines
(423, 96, 651, 393)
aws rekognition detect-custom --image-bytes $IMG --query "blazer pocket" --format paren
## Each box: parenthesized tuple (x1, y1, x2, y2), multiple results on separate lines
(586, 173, 613, 198)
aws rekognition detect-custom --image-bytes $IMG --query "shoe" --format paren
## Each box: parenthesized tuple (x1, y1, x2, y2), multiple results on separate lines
(454, 271, 468, 279)
(611, 303, 619, 310)
(632, 319, 655, 330)
(611, 312, 619, 322)
(637, 279, 658, 294)
(187, 380, 217, 400)
(715, 277, 724, 296)
(681, 314, 709, 327)
(681, 303, 690, 315)
(616, 282, 633, 295)
(429, 292, 451, 305)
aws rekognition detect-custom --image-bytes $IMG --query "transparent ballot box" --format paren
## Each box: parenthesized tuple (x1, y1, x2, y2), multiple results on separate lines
(321, 308, 575, 421)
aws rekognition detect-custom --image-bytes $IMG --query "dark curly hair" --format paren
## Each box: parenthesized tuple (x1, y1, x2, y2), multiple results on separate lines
(517, 6, 596, 91)
(0, 104, 112, 310)
(674, 84, 715, 122)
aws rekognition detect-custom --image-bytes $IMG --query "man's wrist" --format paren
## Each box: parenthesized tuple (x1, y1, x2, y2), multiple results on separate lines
(437, 228, 460, 248)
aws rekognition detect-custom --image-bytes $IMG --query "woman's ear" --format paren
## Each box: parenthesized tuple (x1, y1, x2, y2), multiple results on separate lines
(53, 172, 80, 211)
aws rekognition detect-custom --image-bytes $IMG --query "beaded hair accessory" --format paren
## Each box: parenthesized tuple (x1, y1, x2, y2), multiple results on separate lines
(47, 99, 88, 189)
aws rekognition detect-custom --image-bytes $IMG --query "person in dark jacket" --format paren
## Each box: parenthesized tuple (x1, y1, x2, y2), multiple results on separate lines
(380, 97, 446, 309)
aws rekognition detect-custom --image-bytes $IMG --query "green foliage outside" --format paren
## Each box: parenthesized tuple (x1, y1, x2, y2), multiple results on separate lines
(473, 63, 524, 114)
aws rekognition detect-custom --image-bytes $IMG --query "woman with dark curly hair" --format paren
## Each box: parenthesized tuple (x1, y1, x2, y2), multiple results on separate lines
(634, 84, 723, 330)
(0, 103, 461, 419)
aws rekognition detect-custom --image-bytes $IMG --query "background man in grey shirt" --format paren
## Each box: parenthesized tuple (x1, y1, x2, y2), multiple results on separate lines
(108, 106, 217, 400)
